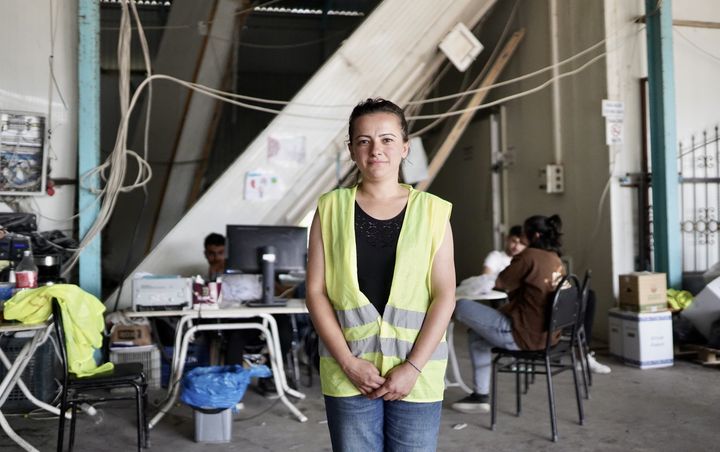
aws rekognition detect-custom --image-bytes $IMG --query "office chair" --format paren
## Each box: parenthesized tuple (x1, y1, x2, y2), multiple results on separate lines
(490, 274, 585, 442)
(52, 299, 149, 451)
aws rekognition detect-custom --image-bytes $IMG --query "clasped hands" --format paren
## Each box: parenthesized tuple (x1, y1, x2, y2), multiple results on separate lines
(342, 356, 419, 401)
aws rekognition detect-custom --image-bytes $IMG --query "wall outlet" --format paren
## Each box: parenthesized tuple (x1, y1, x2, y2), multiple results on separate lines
(539, 164, 564, 194)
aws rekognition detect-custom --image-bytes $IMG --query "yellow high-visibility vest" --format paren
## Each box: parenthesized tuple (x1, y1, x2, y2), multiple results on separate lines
(317, 184, 452, 402)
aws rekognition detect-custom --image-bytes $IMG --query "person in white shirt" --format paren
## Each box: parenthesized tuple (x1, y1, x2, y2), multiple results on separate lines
(481, 225, 526, 280)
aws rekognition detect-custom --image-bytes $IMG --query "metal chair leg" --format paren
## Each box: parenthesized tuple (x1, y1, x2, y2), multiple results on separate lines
(491, 356, 499, 431)
(578, 328, 593, 387)
(576, 331, 590, 399)
(68, 402, 78, 451)
(569, 348, 585, 426)
(544, 356, 558, 442)
(142, 383, 150, 448)
(515, 359, 522, 416)
(57, 393, 68, 452)
(134, 384, 142, 452)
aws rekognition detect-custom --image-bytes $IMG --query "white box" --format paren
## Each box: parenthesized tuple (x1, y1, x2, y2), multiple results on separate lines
(608, 313, 624, 360)
(608, 308, 673, 369)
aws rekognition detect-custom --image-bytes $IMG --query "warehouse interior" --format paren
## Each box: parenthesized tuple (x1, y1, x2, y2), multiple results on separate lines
(1, 0, 720, 451)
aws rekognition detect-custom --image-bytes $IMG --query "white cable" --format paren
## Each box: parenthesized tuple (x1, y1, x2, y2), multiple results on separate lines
(674, 28, 720, 65)
(406, 51, 609, 121)
(117, 22, 636, 112)
(63, 0, 152, 275)
(409, 0, 519, 138)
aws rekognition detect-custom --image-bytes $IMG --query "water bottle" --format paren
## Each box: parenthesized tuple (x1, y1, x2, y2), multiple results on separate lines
(15, 250, 38, 290)
(79, 403, 104, 425)
(7, 261, 16, 286)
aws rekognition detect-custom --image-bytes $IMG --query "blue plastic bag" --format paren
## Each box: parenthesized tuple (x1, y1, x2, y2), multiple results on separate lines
(180, 364, 272, 410)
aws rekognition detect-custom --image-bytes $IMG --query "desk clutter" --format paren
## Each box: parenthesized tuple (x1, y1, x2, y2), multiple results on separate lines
(131, 273, 267, 310)
(609, 272, 673, 369)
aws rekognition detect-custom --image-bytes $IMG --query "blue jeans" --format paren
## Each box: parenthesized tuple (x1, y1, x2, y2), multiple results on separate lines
(454, 299, 519, 394)
(324, 395, 442, 452)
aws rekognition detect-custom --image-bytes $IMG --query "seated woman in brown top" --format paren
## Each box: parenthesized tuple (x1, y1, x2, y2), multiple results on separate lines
(451, 215, 565, 414)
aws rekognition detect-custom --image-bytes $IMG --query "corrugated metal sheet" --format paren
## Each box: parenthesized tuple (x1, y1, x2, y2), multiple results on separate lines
(111, 0, 496, 307)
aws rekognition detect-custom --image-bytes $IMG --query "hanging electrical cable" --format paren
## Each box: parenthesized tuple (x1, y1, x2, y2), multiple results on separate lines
(59, 4, 643, 275)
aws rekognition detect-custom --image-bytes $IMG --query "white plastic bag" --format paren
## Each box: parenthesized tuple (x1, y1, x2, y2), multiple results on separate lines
(455, 274, 496, 299)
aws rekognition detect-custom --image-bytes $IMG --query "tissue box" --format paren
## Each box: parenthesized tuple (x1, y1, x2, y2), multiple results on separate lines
(110, 324, 153, 347)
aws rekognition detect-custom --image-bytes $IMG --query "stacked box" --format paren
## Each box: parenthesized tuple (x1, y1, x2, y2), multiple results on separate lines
(618, 272, 667, 313)
(608, 308, 673, 369)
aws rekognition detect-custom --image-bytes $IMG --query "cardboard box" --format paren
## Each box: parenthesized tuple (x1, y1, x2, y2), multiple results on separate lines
(608, 308, 673, 369)
(110, 324, 152, 347)
(618, 272, 668, 313)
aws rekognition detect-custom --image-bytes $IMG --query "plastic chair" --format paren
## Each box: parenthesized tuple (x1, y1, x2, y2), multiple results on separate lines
(490, 274, 585, 442)
(52, 299, 149, 452)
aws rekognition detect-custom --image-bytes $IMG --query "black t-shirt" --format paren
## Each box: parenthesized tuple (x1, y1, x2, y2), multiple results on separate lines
(355, 202, 406, 315)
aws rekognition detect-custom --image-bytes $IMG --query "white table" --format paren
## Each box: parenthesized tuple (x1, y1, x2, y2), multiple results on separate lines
(446, 290, 509, 394)
(0, 321, 65, 452)
(126, 299, 309, 427)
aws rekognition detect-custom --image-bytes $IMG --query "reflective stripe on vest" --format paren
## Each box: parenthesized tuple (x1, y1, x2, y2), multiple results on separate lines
(317, 184, 452, 402)
(320, 335, 449, 361)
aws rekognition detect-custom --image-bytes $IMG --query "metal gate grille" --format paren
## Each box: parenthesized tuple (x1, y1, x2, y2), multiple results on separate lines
(679, 126, 720, 273)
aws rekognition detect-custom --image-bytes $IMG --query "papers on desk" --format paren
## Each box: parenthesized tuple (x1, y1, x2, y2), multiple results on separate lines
(222, 274, 262, 302)
(455, 274, 496, 298)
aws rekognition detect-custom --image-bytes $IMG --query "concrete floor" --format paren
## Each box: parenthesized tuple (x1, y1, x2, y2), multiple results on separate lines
(2, 329, 719, 452)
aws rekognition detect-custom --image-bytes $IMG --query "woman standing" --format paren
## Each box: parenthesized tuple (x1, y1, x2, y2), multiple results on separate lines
(306, 98, 456, 452)
(451, 215, 565, 414)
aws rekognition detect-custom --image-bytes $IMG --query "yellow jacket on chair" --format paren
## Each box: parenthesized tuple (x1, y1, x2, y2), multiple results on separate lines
(317, 184, 452, 402)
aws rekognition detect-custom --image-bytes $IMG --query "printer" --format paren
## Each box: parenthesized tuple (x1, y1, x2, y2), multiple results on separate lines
(132, 275, 192, 310)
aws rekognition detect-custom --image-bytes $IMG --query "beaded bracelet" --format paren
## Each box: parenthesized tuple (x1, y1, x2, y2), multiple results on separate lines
(406, 359, 422, 374)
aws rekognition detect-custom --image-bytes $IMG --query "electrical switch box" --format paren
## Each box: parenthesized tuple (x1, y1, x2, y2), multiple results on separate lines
(539, 164, 564, 194)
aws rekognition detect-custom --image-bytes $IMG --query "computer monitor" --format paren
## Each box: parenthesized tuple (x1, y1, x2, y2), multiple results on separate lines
(225, 225, 307, 306)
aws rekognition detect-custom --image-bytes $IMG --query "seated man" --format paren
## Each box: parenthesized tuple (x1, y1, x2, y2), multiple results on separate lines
(454, 226, 525, 299)
(204, 232, 225, 282)
(482, 225, 525, 281)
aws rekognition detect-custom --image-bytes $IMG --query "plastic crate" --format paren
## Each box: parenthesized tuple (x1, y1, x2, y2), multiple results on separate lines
(0, 336, 58, 413)
(109, 346, 161, 389)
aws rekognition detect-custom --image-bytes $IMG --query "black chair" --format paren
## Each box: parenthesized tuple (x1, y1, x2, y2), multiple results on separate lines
(52, 299, 149, 451)
(490, 274, 584, 442)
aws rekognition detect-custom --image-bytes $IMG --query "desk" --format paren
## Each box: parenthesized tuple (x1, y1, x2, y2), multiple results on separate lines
(126, 299, 309, 428)
(0, 321, 63, 452)
(446, 291, 508, 394)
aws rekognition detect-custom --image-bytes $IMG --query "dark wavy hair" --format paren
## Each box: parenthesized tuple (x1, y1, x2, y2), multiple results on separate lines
(348, 98, 409, 143)
(523, 215, 563, 256)
(508, 225, 523, 238)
